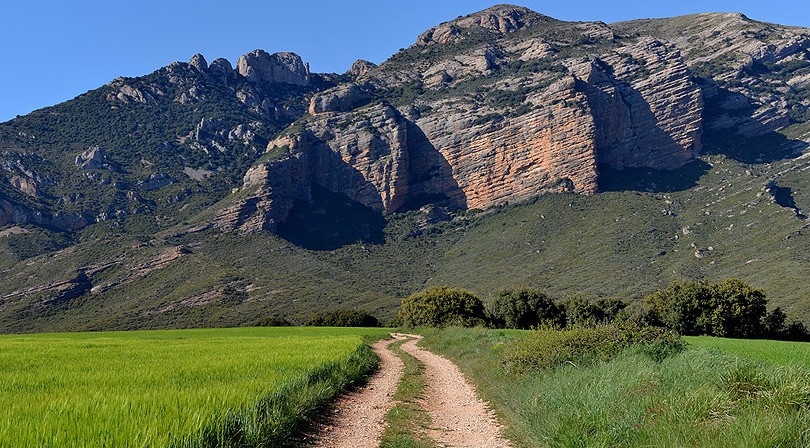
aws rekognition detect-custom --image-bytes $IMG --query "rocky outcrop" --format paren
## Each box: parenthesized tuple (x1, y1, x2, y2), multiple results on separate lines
(309, 83, 372, 114)
(349, 59, 377, 78)
(189, 53, 208, 72)
(221, 76, 601, 229)
(214, 150, 310, 233)
(571, 38, 703, 170)
(208, 58, 236, 84)
(0, 197, 89, 231)
(10, 175, 37, 196)
(236, 50, 310, 86)
(138, 173, 174, 190)
(613, 13, 810, 140)
(218, 12, 713, 230)
(75, 146, 118, 171)
(416, 78, 599, 208)
(416, 5, 546, 45)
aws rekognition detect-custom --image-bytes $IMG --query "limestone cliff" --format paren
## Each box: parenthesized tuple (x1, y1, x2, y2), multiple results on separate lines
(2, 5, 809, 237)
(221, 6, 709, 230)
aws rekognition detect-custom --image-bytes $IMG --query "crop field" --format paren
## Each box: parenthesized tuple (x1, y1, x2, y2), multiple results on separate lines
(686, 336, 810, 368)
(0, 326, 389, 447)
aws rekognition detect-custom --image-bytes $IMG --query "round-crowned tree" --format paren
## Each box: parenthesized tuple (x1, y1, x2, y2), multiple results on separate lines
(397, 286, 486, 327)
(708, 278, 767, 338)
(487, 288, 565, 329)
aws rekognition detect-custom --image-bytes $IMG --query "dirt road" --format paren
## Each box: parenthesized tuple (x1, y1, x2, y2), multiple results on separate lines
(314, 333, 512, 448)
(314, 335, 406, 448)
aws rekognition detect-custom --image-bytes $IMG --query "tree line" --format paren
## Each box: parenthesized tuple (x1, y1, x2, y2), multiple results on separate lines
(396, 279, 810, 341)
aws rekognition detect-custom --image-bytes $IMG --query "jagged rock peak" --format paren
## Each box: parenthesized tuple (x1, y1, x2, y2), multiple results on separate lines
(236, 50, 310, 86)
(189, 53, 208, 72)
(208, 57, 235, 82)
(416, 4, 550, 45)
(349, 59, 377, 78)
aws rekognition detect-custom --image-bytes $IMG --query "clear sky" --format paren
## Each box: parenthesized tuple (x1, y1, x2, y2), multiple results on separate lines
(1, 0, 808, 122)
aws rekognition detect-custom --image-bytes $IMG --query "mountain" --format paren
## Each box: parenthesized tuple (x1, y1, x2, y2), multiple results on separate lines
(1, 5, 810, 332)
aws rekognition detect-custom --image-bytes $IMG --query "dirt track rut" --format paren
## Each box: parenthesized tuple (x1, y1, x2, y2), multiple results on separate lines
(315, 333, 512, 448)
(398, 334, 513, 448)
(314, 335, 406, 448)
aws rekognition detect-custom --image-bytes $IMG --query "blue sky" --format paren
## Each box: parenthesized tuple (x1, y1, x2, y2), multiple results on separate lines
(1, 1, 808, 122)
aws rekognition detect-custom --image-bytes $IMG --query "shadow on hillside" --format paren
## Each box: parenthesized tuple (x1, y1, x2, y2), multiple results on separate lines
(701, 87, 809, 164)
(402, 118, 467, 210)
(277, 186, 386, 251)
(598, 159, 712, 193)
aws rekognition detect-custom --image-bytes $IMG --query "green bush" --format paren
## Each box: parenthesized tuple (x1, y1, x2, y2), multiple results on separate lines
(595, 298, 629, 322)
(306, 309, 379, 327)
(708, 278, 767, 338)
(562, 294, 604, 326)
(397, 285, 486, 327)
(643, 278, 770, 338)
(501, 323, 683, 372)
(486, 288, 565, 329)
(643, 280, 713, 335)
(252, 314, 291, 327)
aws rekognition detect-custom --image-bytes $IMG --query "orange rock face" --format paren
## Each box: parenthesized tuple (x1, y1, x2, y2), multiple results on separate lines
(414, 78, 599, 210)
(215, 8, 709, 232)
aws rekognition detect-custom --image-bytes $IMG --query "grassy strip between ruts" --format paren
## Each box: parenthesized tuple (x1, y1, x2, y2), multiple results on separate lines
(419, 327, 810, 448)
(379, 338, 436, 448)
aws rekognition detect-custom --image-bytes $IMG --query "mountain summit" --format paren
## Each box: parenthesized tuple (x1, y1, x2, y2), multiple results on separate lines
(1, 6, 809, 331)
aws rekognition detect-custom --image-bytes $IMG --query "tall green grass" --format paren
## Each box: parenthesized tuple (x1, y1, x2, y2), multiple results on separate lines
(0, 326, 389, 447)
(420, 328, 810, 448)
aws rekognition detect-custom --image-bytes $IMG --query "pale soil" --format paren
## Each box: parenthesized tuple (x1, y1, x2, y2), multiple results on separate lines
(313, 333, 512, 448)
(314, 334, 407, 448)
(398, 334, 514, 448)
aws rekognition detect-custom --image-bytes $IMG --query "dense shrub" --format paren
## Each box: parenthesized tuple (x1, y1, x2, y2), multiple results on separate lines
(643, 280, 714, 335)
(486, 288, 565, 329)
(306, 309, 379, 327)
(397, 286, 486, 327)
(642, 278, 810, 341)
(595, 298, 629, 322)
(708, 278, 768, 338)
(501, 323, 683, 372)
(644, 278, 767, 338)
(764, 307, 788, 338)
(253, 314, 291, 327)
(561, 295, 604, 326)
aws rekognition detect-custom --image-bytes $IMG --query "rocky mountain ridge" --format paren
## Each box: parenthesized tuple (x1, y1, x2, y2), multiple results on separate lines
(3, 5, 809, 235)
(2, 5, 810, 331)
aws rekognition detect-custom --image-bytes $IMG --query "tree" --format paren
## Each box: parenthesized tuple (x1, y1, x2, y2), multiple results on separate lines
(596, 298, 629, 323)
(643, 281, 713, 335)
(397, 286, 486, 327)
(307, 309, 379, 327)
(562, 294, 603, 326)
(643, 278, 768, 338)
(784, 320, 810, 342)
(487, 288, 565, 329)
(708, 278, 767, 338)
(763, 307, 787, 338)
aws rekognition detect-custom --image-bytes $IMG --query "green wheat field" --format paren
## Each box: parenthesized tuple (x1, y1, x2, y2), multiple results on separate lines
(0, 326, 388, 447)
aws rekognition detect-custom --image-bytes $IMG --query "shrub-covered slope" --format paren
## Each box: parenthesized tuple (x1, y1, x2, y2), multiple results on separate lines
(2, 6, 810, 332)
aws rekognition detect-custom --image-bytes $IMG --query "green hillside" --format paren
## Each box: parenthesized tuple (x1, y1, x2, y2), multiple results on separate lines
(2, 148, 810, 332)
